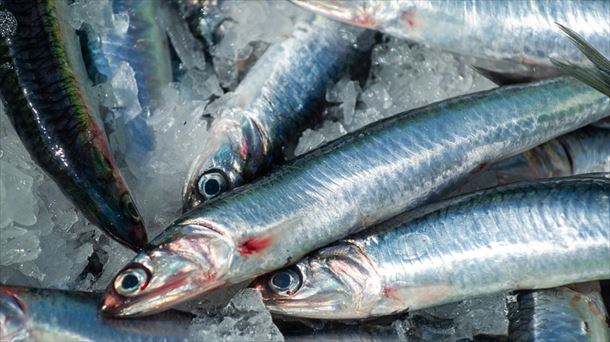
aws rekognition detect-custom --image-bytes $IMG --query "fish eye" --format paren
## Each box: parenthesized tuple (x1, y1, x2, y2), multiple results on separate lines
(268, 268, 301, 296)
(121, 193, 141, 223)
(197, 172, 228, 200)
(114, 267, 148, 297)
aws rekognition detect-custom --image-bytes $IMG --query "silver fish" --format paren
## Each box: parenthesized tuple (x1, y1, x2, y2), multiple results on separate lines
(253, 176, 610, 319)
(0, 285, 192, 342)
(182, 15, 363, 209)
(101, 77, 609, 317)
(508, 282, 609, 342)
(290, 0, 610, 66)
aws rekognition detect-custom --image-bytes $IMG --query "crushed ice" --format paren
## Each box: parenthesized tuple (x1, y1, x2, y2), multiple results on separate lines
(1, 0, 508, 339)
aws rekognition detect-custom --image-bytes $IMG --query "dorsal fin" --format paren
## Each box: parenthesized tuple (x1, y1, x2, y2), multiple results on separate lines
(550, 23, 610, 97)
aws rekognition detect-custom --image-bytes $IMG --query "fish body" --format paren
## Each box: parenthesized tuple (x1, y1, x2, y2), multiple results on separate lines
(255, 176, 610, 319)
(0, 285, 192, 342)
(291, 0, 610, 67)
(0, 0, 147, 249)
(102, 77, 609, 317)
(182, 15, 362, 209)
(508, 282, 609, 342)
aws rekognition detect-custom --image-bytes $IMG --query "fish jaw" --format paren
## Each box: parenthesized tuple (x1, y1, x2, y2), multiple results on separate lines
(182, 113, 259, 211)
(100, 224, 235, 317)
(253, 243, 383, 319)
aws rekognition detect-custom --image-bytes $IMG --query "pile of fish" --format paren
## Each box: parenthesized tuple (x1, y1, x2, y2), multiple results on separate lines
(1, 0, 609, 341)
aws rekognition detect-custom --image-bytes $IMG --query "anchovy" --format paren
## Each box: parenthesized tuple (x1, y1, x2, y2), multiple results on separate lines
(452, 126, 609, 194)
(182, 15, 363, 209)
(290, 0, 610, 66)
(254, 176, 610, 319)
(100, 75, 610, 317)
(0, 285, 192, 341)
(0, 1, 147, 249)
(508, 282, 609, 342)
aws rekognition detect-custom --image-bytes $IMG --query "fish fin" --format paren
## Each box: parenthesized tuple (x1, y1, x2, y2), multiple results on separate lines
(550, 23, 610, 97)
(471, 66, 545, 86)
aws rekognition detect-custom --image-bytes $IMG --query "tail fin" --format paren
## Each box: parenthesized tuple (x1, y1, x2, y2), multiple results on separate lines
(550, 23, 610, 97)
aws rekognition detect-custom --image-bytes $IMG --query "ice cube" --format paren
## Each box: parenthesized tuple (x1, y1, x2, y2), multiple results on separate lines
(405, 293, 510, 340)
(0, 225, 41, 266)
(0, 160, 38, 228)
(110, 62, 142, 121)
(189, 289, 284, 342)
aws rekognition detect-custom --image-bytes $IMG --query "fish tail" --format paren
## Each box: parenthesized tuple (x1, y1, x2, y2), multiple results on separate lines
(550, 23, 610, 97)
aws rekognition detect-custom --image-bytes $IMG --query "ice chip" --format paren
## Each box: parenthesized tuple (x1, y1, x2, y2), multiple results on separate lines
(0, 9, 17, 38)
(0, 226, 41, 266)
(188, 289, 284, 342)
(110, 62, 141, 121)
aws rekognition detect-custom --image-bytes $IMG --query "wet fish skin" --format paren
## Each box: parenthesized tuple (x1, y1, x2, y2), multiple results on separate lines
(101, 77, 609, 317)
(254, 176, 610, 319)
(0, 0, 147, 249)
(290, 0, 610, 66)
(182, 15, 362, 209)
(508, 282, 609, 342)
(0, 285, 192, 342)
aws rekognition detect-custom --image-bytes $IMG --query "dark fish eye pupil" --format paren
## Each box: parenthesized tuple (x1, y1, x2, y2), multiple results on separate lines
(122, 274, 139, 290)
(272, 272, 292, 290)
(204, 178, 221, 196)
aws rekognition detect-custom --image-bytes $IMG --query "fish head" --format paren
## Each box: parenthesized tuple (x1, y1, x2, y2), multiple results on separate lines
(183, 114, 262, 211)
(100, 189, 148, 249)
(100, 223, 235, 317)
(0, 286, 28, 341)
(253, 243, 382, 319)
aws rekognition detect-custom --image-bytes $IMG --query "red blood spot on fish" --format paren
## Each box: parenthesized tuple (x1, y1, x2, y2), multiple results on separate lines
(239, 236, 273, 256)
(402, 9, 417, 29)
(240, 140, 249, 159)
(383, 286, 402, 302)
(353, 13, 377, 28)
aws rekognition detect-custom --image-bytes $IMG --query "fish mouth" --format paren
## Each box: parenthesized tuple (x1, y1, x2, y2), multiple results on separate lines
(101, 224, 235, 317)
(100, 271, 209, 317)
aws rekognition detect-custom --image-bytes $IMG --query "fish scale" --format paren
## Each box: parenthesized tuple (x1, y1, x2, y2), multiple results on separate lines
(0, 0, 147, 249)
